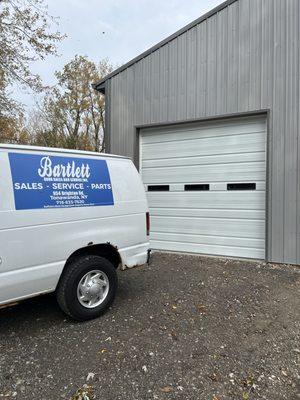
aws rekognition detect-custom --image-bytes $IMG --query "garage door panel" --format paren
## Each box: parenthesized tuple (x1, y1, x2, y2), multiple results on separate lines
(142, 151, 265, 168)
(142, 161, 265, 184)
(150, 240, 265, 259)
(141, 117, 267, 259)
(149, 207, 265, 220)
(151, 216, 265, 239)
(142, 119, 266, 144)
(142, 133, 265, 160)
(152, 232, 265, 249)
(147, 192, 265, 210)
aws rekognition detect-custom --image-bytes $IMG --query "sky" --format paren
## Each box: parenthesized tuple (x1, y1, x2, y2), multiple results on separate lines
(16, 0, 223, 109)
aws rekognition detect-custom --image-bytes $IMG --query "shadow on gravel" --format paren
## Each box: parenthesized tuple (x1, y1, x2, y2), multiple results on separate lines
(0, 294, 63, 334)
(0, 270, 142, 336)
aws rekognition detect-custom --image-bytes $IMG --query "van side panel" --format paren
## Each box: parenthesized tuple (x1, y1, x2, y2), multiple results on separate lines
(0, 151, 149, 305)
(0, 262, 65, 305)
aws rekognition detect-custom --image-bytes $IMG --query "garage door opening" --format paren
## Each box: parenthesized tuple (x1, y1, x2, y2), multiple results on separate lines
(140, 116, 267, 259)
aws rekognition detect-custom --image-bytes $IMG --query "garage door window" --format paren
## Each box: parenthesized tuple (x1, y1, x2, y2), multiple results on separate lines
(184, 184, 210, 191)
(227, 183, 256, 191)
(148, 185, 170, 192)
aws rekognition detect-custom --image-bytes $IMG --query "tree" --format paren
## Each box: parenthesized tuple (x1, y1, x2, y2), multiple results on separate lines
(0, 111, 31, 144)
(0, 0, 65, 99)
(26, 107, 63, 148)
(31, 56, 113, 152)
(0, 0, 65, 142)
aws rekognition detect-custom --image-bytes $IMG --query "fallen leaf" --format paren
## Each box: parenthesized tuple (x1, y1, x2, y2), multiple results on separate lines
(86, 372, 95, 382)
(71, 385, 94, 400)
(196, 303, 206, 312)
(208, 372, 218, 382)
(169, 331, 178, 341)
(160, 386, 173, 393)
(242, 376, 254, 387)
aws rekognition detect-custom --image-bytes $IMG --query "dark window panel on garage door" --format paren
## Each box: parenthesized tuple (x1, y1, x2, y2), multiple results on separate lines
(184, 184, 210, 191)
(227, 183, 256, 191)
(148, 185, 170, 192)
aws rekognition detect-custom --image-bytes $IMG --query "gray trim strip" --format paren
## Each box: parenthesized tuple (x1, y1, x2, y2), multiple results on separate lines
(265, 110, 272, 263)
(94, 0, 237, 90)
(135, 109, 269, 130)
(104, 80, 111, 153)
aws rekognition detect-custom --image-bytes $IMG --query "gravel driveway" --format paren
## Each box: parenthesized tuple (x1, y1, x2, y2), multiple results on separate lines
(0, 252, 299, 400)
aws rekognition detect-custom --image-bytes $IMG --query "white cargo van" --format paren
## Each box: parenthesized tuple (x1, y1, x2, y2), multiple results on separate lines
(0, 144, 150, 320)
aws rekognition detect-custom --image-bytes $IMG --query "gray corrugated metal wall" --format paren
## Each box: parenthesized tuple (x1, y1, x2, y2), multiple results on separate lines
(105, 0, 300, 265)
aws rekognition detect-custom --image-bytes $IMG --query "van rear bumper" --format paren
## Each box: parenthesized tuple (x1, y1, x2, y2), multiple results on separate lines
(118, 242, 150, 270)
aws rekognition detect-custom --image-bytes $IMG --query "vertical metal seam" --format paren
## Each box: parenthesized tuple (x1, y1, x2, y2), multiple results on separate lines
(268, 0, 274, 261)
(247, 0, 251, 110)
(296, 1, 300, 263)
(237, 0, 240, 109)
(260, 0, 263, 110)
(205, 19, 208, 116)
(105, 80, 111, 153)
(271, 0, 277, 262)
(265, 110, 271, 261)
(283, 0, 287, 260)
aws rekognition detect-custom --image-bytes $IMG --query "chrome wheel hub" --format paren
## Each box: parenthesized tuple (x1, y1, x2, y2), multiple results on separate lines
(77, 270, 109, 308)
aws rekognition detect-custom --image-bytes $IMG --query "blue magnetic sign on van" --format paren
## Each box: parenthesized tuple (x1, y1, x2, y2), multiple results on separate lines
(8, 153, 114, 210)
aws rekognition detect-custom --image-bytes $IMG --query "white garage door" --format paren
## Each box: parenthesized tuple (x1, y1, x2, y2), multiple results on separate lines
(140, 116, 267, 259)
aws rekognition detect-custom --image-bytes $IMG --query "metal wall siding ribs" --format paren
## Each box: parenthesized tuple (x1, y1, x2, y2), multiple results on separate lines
(284, 0, 299, 263)
(298, 0, 300, 264)
(271, 0, 286, 261)
(105, 0, 300, 264)
(206, 14, 217, 116)
(196, 21, 207, 117)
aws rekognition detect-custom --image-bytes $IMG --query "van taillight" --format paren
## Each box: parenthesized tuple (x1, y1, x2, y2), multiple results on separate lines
(146, 212, 150, 236)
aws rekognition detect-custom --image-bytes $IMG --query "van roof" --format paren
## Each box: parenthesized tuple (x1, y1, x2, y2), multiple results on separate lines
(0, 143, 129, 159)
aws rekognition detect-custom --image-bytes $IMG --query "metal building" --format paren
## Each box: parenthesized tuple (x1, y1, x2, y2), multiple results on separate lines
(94, 0, 300, 265)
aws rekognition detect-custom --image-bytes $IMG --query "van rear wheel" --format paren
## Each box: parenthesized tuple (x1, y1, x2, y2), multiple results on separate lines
(56, 255, 118, 321)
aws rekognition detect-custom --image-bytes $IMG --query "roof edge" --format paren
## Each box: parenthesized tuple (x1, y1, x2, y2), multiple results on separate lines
(94, 0, 237, 91)
(92, 82, 105, 94)
(0, 143, 129, 159)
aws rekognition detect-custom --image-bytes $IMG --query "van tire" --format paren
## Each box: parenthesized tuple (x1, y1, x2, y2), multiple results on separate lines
(56, 255, 118, 321)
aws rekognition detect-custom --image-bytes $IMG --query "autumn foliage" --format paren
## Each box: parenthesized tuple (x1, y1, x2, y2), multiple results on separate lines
(0, 0, 112, 152)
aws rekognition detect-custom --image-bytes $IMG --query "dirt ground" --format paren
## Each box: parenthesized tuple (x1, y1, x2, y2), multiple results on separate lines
(0, 252, 299, 400)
